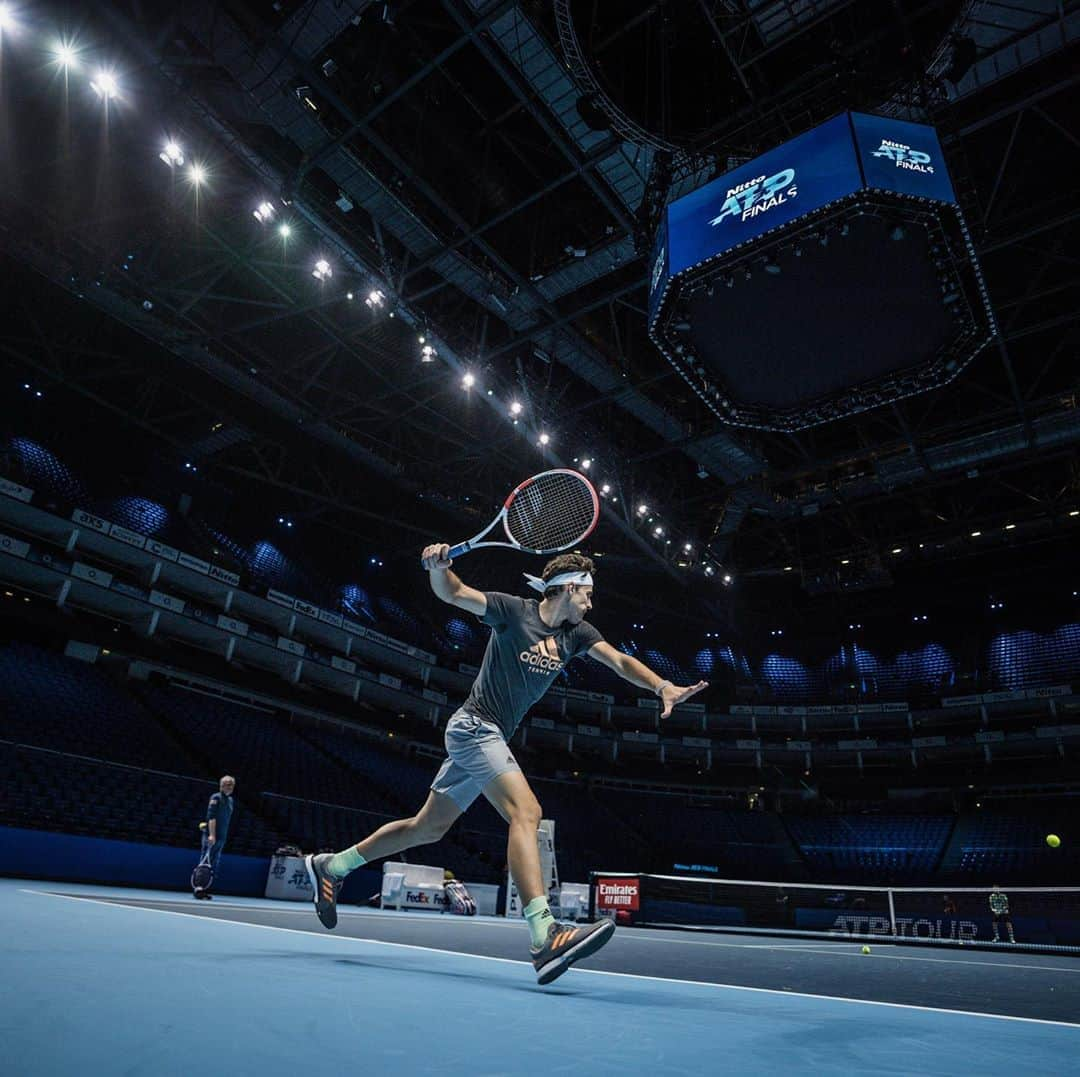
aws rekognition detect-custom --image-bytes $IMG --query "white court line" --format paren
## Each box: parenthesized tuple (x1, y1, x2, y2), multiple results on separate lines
(22, 889, 1080, 1031)
(45, 892, 1080, 974)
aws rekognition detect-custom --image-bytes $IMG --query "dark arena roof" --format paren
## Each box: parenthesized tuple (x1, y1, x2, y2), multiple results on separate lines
(0, 3, 1079, 1069)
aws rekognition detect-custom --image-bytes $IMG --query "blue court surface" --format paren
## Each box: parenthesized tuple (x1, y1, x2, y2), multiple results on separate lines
(3, 879, 1079, 1076)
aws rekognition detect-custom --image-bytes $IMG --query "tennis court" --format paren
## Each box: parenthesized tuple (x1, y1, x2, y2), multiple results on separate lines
(5, 879, 1078, 1075)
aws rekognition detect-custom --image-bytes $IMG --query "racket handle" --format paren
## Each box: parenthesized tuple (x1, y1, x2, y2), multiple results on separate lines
(420, 540, 472, 566)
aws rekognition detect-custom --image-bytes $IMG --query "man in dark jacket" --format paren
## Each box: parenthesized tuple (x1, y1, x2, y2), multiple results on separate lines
(194, 775, 236, 900)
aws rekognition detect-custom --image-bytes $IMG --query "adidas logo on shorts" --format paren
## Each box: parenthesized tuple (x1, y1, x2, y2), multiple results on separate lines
(519, 637, 563, 674)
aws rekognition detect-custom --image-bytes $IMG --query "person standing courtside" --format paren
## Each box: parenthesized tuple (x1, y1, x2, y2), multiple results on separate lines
(989, 884, 1016, 943)
(194, 775, 236, 900)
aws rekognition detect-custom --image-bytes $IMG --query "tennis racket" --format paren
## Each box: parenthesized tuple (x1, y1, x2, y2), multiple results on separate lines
(431, 469, 599, 561)
(191, 848, 214, 892)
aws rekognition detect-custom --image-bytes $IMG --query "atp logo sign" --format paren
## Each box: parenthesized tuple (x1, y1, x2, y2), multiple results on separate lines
(871, 139, 934, 174)
(709, 168, 798, 227)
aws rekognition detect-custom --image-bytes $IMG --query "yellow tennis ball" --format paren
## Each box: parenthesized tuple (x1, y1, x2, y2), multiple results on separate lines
(1046, 834, 1061, 848)
(861, 945, 871, 955)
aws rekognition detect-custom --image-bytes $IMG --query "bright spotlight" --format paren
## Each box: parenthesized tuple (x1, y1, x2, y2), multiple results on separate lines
(53, 41, 79, 69)
(722, 573, 732, 584)
(637, 504, 648, 516)
(278, 223, 291, 239)
(159, 141, 184, 168)
(312, 258, 332, 281)
(461, 372, 475, 389)
(253, 201, 276, 223)
(0, 4, 16, 33)
(187, 162, 207, 187)
(538, 433, 550, 446)
(365, 288, 386, 310)
(580, 458, 591, 470)
(653, 526, 663, 537)
(704, 566, 715, 577)
(601, 483, 611, 495)
(90, 69, 120, 99)
(684, 543, 692, 553)
(420, 344, 437, 363)
(509, 401, 523, 417)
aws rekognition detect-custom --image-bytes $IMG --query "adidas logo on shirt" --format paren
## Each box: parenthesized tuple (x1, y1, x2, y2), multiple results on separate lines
(519, 637, 563, 674)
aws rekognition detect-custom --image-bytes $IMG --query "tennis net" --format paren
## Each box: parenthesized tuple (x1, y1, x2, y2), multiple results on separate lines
(588, 872, 1080, 952)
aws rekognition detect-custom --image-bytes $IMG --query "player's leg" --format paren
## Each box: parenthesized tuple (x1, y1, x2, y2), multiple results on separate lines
(306, 791, 462, 929)
(484, 769, 614, 985)
(482, 769, 544, 906)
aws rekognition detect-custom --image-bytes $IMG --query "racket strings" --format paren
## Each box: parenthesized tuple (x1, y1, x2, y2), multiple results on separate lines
(505, 471, 597, 553)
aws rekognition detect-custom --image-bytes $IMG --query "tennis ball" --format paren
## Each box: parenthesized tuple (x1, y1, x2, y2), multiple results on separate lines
(1047, 834, 1061, 848)
(861, 945, 871, 955)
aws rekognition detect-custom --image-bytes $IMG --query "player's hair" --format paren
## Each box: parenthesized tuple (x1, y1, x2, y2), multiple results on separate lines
(541, 553, 595, 598)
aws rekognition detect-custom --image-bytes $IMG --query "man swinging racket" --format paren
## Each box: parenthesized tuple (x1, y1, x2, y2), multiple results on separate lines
(306, 470, 707, 984)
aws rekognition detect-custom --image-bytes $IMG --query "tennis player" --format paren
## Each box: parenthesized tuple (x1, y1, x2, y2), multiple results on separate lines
(307, 547, 707, 984)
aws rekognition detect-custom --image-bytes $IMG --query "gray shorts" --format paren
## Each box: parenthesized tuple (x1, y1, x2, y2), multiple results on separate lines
(430, 710, 521, 811)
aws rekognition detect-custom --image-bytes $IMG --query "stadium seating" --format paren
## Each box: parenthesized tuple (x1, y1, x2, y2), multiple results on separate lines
(785, 814, 954, 883)
(0, 642, 203, 774)
(0, 740, 281, 856)
(941, 812, 1080, 883)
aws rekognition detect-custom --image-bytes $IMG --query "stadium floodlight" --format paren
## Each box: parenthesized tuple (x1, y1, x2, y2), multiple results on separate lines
(580, 458, 591, 470)
(722, 573, 732, 584)
(970, 530, 982, 538)
(784, 565, 793, 571)
(420, 344, 437, 363)
(637, 504, 648, 516)
(187, 162, 207, 187)
(509, 401, 523, 417)
(312, 258, 332, 281)
(159, 141, 184, 168)
(1004, 523, 1016, 531)
(653, 526, 663, 537)
(365, 288, 386, 310)
(278, 223, 291, 239)
(1070, 510, 1080, 518)
(684, 543, 692, 553)
(253, 200, 276, 223)
(601, 483, 611, 495)
(461, 372, 475, 389)
(704, 565, 715, 577)
(0, 3, 16, 34)
(90, 69, 119, 99)
(538, 433, 550, 446)
(53, 41, 79, 69)
(346, 291, 354, 300)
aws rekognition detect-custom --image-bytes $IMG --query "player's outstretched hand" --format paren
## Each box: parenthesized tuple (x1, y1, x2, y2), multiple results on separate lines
(660, 680, 708, 719)
(421, 543, 453, 571)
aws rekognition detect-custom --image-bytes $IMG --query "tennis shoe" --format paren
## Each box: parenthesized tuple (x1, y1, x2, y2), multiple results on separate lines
(306, 853, 343, 929)
(531, 918, 615, 985)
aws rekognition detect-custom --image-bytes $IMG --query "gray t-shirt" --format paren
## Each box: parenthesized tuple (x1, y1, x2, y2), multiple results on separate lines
(463, 591, 604, 739)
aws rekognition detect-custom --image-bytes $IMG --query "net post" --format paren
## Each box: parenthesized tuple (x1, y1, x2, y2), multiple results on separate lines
(587, 872, 597, 922)
(887, 888, 897, 936)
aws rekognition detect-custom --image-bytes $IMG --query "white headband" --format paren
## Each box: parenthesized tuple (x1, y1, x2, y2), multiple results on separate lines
(524, 571, 593, 593)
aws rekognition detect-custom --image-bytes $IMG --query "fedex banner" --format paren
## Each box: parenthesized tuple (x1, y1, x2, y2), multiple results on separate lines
(650, 111, 956, 314)
(596, 877, 640, 912)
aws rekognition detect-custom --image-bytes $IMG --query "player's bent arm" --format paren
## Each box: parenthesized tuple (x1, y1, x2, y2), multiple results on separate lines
(430, 568, 487, 616)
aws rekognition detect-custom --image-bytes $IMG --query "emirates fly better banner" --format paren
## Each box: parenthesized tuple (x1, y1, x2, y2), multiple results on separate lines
(596, 877, 640, 912)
